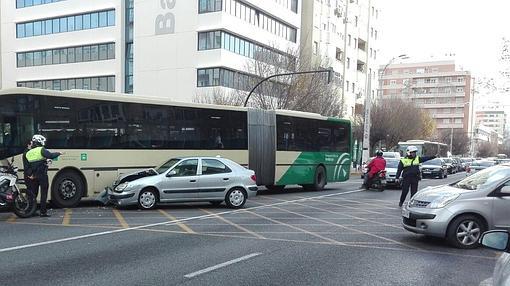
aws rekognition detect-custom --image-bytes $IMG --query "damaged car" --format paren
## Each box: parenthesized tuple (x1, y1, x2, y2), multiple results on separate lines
(106, 157, 258, 210)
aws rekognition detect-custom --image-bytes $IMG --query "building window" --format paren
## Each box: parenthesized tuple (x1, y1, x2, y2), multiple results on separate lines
(335, 48, 342, 61)
(390, 80, 396, 85)
(197, 67, 287, 92)
(16, 0, 65, 8)
(443, 118, 450, 124)
(313, 41, 319, 54)
(199, 0, 222, 13)
(456, 87, 464, 93)
(354, 16, 358, 27)
(17, 75, 115, 92)
(348, 34, 351, 46)
(198, 30, 296, 69)
(16, 43, 115, 68)
(17, 9, 115, 38)
(374, 30, 378, 40)
(222, 0, 297, 42)
(347, 57, 350, 69)
(346, 80, 349, 92)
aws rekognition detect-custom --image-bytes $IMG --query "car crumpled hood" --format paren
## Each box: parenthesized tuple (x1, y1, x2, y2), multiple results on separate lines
(116, 169, 158, 185)
(414, 185, 473, 202)
(494, 252, 510, 286)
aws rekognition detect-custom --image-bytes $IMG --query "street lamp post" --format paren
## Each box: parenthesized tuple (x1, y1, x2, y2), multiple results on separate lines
(242, 68, 334, 107)
(360, 54, 408, 165)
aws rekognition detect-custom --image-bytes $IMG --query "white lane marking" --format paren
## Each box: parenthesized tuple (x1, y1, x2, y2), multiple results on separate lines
(0, 189, 364, 253)
(184, 252, 262, 278)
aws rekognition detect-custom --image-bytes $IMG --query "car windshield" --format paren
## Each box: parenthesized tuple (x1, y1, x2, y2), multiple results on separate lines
(386, 159, 399, 168)
(454, 166, 510, 190)
(443, 158, 452, 163)
(426, 159, 442, 165)
(156, 158, 181, 174)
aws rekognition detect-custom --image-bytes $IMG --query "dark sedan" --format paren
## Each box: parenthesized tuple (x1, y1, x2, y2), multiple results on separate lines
(421, 158, 448, 179)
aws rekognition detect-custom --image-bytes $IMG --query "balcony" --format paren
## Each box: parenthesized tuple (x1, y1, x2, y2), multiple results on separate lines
(409, 92, 466, 98)
(436, 123, 464, 129)
(431, 113, 465, 119)
(411, 81, 466, 88)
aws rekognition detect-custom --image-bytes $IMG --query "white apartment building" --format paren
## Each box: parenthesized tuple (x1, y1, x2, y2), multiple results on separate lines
(476, 105, 506, 137)
(301, 0, 380, 118)
(1, 0, 301, 102)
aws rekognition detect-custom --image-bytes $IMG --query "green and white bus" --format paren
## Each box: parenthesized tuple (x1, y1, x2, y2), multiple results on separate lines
(397, 140, 448, 157)
(0, 88, 352, 208)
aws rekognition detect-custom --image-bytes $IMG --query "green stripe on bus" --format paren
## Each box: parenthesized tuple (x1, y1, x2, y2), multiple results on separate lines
(276, 152, 351, 185)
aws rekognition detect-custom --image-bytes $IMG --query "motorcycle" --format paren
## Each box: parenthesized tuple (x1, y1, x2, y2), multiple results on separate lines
(0, 157, 37, 218)
(363, 168, 387, 192)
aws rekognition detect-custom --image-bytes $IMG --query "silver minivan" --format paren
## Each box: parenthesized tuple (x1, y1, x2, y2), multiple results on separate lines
(402, 164, 510, 248)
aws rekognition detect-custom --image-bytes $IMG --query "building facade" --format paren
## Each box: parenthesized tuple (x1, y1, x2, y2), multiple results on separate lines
(1, 0, 301, 102)
(379, 60, 473, 136)
(300, 0, 380, 118)
(476, 107, 506, 138)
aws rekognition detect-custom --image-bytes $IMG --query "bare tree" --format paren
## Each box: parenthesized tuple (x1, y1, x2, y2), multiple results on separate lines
(439, 129, 470, 155)
(193, 43, 346, 118)
(368, 97, 436, 152)
(477, 142, 498, 158)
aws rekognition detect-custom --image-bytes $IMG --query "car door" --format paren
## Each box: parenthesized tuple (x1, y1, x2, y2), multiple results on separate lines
(159, 159, 199, 201)
(493, 181, 510, 229)
(198, 159, 233, 200)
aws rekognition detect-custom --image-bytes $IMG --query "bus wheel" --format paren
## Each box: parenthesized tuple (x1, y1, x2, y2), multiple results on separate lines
(51, 171, 84, 208)
(265, 185, 285, 192)
(304, 166, 327, 191)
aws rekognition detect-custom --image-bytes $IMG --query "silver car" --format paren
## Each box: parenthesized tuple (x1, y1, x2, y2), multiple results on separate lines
(480, 230, 510, 286)
(107, 157, 258, 210)
(384, 158, 401, 187)
(402, 164, 510, 248)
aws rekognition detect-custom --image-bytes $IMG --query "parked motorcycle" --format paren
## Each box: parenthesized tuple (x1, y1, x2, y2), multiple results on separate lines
(0, 158, 36, 218)
(363, 169, 387, 192)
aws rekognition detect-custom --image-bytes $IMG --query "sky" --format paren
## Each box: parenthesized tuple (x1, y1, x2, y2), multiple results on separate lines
(378, 0, 510, 79)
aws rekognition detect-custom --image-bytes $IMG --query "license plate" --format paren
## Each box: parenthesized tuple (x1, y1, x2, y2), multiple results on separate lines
(402, 209, 410, 218)
(423, 171, 431, 174)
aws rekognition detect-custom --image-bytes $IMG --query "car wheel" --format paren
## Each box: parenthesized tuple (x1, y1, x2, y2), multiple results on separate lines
(225, 188, 247, 209)
(447, 215, 486, 249)
(439, 172, 444, 179)
(51, 171, 84, 208)
(138, 188, 158, 210)
(209, 201, 222, 207)
(304, 166, 327, 191)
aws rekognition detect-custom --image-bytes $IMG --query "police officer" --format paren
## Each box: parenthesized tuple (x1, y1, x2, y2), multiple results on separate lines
(395, 146, 436, 207)
(25, 135, 63, 217)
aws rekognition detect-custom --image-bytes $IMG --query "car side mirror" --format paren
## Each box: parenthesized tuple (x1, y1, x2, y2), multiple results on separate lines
(501, 186, 510, 195)
(166, 170, 177, 177)
(480, 231, 509, 252)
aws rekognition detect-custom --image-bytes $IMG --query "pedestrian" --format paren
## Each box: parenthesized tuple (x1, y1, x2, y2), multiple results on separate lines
(24, 135, 63, 217)
(395, 146, 436, 207)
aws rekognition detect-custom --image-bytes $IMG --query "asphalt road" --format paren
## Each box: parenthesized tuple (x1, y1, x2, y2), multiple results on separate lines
(0, 172, 497, 286)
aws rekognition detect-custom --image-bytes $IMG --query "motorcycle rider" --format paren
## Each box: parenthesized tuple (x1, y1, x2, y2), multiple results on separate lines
(363, 150, 386, 190)
(396, 146, 436, 207)
(25, 135, 63, 217)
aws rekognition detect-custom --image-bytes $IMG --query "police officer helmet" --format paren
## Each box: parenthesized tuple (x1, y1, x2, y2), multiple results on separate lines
(406, 145, 418, 155)
(375, 150, 384, 157)
(32, 134, 46, 147)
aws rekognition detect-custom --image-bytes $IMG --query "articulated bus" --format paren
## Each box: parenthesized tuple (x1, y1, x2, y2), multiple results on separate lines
(0, 88, 352, 208)
(397, 140, 448, 157)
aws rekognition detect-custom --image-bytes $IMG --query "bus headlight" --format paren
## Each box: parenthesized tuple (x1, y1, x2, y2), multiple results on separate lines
(115, 182, 129, 192)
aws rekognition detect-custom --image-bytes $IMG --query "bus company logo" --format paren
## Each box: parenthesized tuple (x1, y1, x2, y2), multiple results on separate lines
(155, 0, 176, 35)
(80, 153, 88, 161)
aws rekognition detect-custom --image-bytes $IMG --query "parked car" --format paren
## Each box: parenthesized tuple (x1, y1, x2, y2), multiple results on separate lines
(441, 157, 456, 174)
(107, 157, 258, 210)
(479, 230, 510, 286)
(466, 160, 496, 175)
(452, 157, 463, 171)
(460, 158, 474, 171)
(421, 158, 448, 179)
(402, 163, 510, 248)
(384, 158, 401, 187)
(382, 152, 401, 159)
